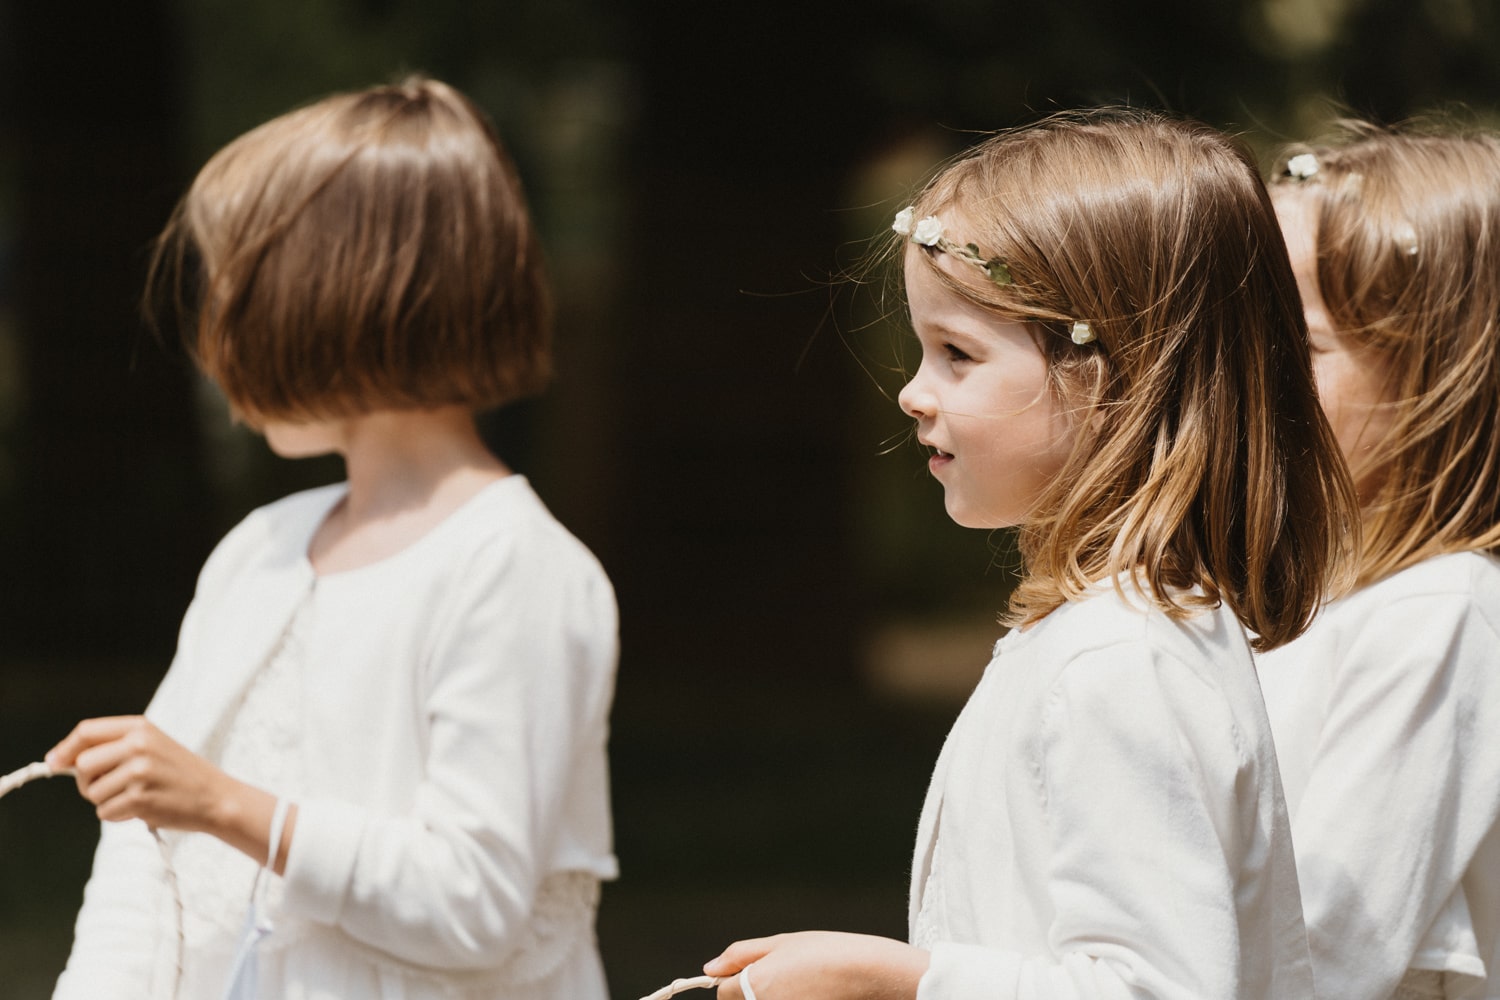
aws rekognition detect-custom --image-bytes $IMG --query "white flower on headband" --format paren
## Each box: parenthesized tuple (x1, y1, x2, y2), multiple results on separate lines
(1285, 153, 1319, 180)
(892, 205, 945, 245)
(911, 215, 946, 247)
(891, 207, 1095, 344)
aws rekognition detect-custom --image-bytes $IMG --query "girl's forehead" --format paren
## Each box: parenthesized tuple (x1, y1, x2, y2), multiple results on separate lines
(1271, 189, 1319, 265)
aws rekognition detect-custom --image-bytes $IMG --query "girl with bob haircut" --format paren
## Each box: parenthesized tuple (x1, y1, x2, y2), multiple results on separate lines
(1259, 124, 1500, 1000)
(49, 76, 619, 1000)
(696, 109, 1355, 1000)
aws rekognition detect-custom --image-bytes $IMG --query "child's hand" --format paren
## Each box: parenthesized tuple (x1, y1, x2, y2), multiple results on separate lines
(704, 932, 928, 1000)
(46, 716, 233, 833)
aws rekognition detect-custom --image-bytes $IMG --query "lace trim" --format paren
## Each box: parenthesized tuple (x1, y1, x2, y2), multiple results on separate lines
(173, 590, 311, 948)
(492, 870, 603, 985)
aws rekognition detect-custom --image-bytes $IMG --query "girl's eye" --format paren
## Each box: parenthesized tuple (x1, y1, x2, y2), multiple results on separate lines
(943, 343, 973, 363)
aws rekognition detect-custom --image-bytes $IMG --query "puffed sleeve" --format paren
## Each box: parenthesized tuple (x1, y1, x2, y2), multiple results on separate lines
(277, 525, 618, 970)
(918, 643, 1275, 1000)
(1290, 590, 1500, 996)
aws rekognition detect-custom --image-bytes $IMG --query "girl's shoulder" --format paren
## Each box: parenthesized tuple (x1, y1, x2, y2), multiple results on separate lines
(1324, 550, 1500, 631)
(1003, 583, 1255, 705)
(1002, 587, 1266, 780)
(1266, 550, 1500, 679)
(198, 482, 347, 580)
(1020, 580, 1247, 661)
(374, 476, 614, 616)
(432, 475, 607, 577)
(1370, 549, 1500, 598)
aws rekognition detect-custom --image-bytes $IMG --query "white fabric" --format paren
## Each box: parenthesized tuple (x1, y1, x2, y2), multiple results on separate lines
(178, 591, 308, 997)
(908, 585, 1314, 1000)
(53, 475, 619, 1000)
(1258, 551, 1500, 1000)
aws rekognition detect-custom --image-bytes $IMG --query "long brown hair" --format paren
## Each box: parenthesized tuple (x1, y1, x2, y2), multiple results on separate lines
(150, 75, 552, 424)
(1274, 122, 1500, 586)
(902, 109, 1357, 650)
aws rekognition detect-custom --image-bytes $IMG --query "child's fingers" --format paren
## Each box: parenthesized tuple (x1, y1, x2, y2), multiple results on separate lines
(703, 936, 778, 977)
(45, 716, 143, 769)
(69, 734, 135, 791)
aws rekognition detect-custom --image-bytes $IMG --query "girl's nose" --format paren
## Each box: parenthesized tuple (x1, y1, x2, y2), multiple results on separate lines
(898, 370, 934, 419)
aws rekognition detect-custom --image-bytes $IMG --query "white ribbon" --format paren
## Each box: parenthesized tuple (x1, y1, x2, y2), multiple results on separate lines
(222, 797, 291, 1000)
(738, 967, 761, 1000)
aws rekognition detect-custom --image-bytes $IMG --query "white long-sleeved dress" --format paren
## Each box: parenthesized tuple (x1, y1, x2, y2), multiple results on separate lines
(909, 585, 1315, 1000)
(53, 475, 619, 1000)
(1258, 551, 1500, 1000)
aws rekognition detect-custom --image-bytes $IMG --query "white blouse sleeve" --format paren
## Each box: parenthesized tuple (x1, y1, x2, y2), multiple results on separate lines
(50, 819, 172, 1000)
(1290, 590, 1500, 996)
(278, 533, 618, 971)
(52, 527, 239, 1000)
(919, 644, 1269, 1000)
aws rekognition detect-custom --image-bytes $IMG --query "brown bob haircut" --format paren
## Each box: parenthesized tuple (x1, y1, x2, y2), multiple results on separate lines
(901, 109, 1357, 651)
(151, 75, 552, 423)
(1273, 122, 1500, 587)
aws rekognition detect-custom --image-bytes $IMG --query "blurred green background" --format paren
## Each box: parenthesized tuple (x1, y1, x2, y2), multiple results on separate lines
(2, 1, 1498, 996)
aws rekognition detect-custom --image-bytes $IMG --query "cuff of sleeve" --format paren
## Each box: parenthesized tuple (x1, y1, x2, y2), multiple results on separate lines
(280, 797, 367, 925)
(917, 941, 1023, 1000)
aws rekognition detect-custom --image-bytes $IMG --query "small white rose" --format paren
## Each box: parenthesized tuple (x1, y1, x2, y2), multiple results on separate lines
(1286, 153, 1319, 180)
(1070, 321, 1096, 345)
(911, 215, 945, 247)
(892, 207, 916, 236)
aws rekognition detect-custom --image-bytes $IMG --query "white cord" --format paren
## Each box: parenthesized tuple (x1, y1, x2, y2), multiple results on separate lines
(0, 761, 182, 1000)
(153, 828, 184, 1000)
(0, 760, 72, 797)
(639, 974, 722, 1000)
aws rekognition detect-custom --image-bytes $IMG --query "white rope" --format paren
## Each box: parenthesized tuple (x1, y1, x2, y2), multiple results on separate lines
(639, 974, 722, 1000)
(0, 760, 72, 797)
(0, 760, 182, 1000)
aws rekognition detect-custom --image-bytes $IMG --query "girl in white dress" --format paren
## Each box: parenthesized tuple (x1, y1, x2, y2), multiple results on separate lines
(1258, 127, 1500, 1000)
(701, 109, 1356, 1000)
(47, 76, 619, 1000)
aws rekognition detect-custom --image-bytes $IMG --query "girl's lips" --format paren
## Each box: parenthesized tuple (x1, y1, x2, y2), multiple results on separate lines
(928, 450, 953, 472)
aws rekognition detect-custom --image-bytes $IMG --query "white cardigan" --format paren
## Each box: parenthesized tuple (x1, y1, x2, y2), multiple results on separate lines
(1258, 551, 1500, 1000)
(909, 586, 1314, 1000)
(53, 476, 619, 1000)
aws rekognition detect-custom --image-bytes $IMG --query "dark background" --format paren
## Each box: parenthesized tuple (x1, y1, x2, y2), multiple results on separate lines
(1, 1, 1497, 996)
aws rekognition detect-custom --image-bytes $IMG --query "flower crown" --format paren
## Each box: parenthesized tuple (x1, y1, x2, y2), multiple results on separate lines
(893, 207, 1096, 345)
(1279, 154, 1418, 255)
(1283, 152, 1319, 181)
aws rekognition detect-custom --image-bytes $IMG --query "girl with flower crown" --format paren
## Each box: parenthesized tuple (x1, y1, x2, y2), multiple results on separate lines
(47, 77, 619, 1000)
(691, 109, 1355, 1000)
(1258, 125, 1500, 1000)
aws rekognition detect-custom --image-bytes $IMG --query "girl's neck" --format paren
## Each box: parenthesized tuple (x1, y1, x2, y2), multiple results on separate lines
(309, 407, 511, 574)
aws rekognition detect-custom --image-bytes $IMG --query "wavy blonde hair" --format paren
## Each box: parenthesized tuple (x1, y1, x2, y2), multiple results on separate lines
(1273, 122, 1500, 587)
(902, 109, 1357, 650)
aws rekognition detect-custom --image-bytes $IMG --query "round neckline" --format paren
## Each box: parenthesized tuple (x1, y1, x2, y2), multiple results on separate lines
(295, 473, 523, 584)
